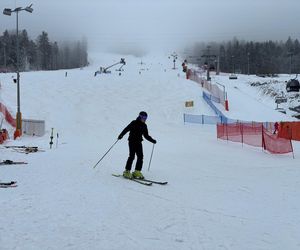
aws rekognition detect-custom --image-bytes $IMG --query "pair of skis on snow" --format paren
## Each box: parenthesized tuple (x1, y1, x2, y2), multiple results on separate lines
(4, 146, 43, 154)
(0, 181, 17, 188)
(1, 160, 24, 188)
(0, 160, 27, 165)
(112, 174, 167, 186)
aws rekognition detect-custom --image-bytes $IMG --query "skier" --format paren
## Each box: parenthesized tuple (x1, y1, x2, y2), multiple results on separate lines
(273, 122, 279, 134)
(118, 111, 156, 179)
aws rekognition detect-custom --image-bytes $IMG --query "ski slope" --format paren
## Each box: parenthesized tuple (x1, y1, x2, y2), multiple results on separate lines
(212, 73, 296, 122)
(1, 52, 300, 250)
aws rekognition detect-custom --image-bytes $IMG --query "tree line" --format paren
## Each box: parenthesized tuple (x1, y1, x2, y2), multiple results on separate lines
(0, 29, 88, 72)
(186, 37, 300, 75)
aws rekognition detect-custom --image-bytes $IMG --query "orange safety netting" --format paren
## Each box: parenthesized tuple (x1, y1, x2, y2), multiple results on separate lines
(263, 129, 293, 154)
(242, 123, 264, 147)
(0, 102, 16, 127)
(217, 123, 293, 154)
(278, 121, 300, 141)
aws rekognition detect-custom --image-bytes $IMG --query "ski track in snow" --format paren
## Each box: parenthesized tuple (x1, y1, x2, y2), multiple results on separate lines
(1, 52, 300, 250)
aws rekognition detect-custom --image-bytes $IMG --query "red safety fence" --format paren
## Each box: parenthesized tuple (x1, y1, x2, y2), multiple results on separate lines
(263, 130, 293, 154)
(278, 121, 300, 141)
(217, 122, 293, 155)
(0, 129, 9, 144)
(0, 102, 16, 127)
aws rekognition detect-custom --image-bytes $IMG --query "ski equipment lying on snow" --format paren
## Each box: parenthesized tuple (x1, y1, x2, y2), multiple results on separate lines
(0, 160, 28, 165)
(112, 174, 152, 186)
(4, 145, 37, 149)
(4, 146, 43, 154)
(0, 181, 17, 188)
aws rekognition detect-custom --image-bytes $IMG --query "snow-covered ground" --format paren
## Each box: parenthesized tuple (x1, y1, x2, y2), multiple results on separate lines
(213, 73, 300, 119)
(1, 52, 300, 250)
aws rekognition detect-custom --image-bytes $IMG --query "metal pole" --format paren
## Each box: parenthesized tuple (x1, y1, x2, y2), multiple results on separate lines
(207, 67, 210, 81)
(3, 43, 7, 70)
(16, 10, 22, 134)
(216, 56, 220, 75)
(247, 53, 250, 75)
(290, 54, 292, 75)
(3, 5, 33, 137)
(216, 81, 226, 104)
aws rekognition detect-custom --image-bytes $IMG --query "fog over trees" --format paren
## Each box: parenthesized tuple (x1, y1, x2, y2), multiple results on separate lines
(186, 37, 300, 75)
(0, 30, 88, 72)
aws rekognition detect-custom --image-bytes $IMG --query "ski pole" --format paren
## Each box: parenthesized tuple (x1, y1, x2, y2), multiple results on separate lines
(147, 144, 155, 171)
(93, 140, 119, 169)
(56, 133, 59, 148)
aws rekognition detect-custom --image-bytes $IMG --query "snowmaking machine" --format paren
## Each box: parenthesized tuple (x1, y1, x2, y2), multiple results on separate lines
(94, 58, 126, 76)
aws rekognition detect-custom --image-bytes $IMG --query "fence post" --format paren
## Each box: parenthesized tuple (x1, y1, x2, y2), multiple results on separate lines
(226, 123, 228, 142)
(241, 122, 244, 147)
(289, 126, 295, 159)
(262, 124, 265, 151)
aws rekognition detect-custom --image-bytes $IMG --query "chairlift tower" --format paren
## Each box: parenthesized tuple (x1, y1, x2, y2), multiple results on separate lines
(201, 46, 216, 81)
(247, 52, 250, 75)
(287, 51, 293, 75)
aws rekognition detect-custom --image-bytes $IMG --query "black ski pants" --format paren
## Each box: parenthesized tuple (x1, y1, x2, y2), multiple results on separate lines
(125, 141, 143, 171)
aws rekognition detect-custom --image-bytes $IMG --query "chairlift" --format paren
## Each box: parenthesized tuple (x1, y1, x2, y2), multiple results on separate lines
(209, 64, 215, 71)
(229, 74, 238, 80)
(286, 74, 300, 92)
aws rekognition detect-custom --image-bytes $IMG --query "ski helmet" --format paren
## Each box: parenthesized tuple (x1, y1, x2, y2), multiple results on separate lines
(139, 111, 148, 120)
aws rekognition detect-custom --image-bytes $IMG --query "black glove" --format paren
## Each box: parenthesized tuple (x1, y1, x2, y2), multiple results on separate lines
(153, 139, 157, 144)
(118, 135, 123, 140)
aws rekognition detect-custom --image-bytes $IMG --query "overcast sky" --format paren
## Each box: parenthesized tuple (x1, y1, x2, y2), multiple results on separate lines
(1, 0, 300, 54)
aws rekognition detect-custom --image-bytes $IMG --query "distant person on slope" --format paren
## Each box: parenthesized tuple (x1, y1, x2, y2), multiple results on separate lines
(118, 111, 157, 179)
(273, 122, 279, 135)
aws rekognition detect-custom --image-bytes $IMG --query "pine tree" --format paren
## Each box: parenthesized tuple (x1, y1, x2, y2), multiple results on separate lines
(37, 31, 52, 70)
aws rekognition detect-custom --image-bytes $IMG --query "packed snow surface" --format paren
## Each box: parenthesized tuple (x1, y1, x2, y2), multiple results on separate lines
(1, 52, 300, 250)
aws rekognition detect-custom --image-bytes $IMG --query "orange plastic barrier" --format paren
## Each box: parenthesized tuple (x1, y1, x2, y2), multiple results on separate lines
(278, 121, 300, 141)
(0, 102, 16, 127)
(0, 129, 9, 144)
(217, 123, 293, 155)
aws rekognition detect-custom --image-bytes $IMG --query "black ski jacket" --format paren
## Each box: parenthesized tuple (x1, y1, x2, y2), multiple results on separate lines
(119, 118, 155, 143)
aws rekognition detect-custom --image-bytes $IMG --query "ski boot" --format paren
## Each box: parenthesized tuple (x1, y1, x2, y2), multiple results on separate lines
(132, 170, 144, 179)
(123, 170, 132, 179)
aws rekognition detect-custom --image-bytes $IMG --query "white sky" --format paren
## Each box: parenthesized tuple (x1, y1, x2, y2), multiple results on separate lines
(1, 0, 300, 53)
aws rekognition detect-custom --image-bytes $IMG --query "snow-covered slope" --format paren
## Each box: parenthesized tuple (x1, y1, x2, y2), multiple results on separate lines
(213, 73, 300, 120)
(1, 52, 300, 250)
